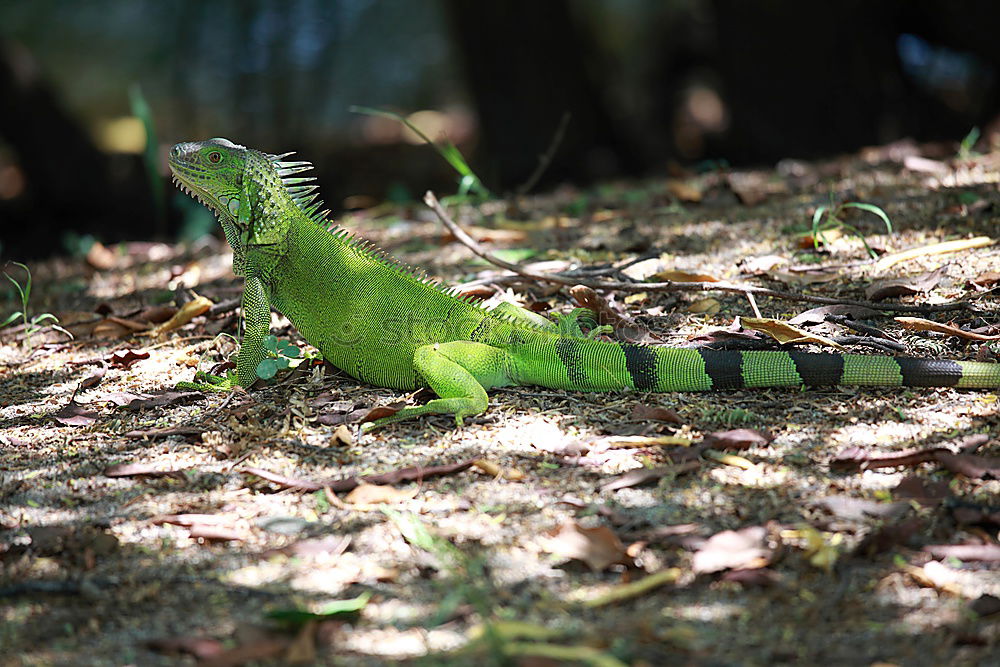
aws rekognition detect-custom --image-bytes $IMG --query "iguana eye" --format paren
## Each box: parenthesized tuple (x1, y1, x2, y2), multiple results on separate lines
(208, 151, 222, 163)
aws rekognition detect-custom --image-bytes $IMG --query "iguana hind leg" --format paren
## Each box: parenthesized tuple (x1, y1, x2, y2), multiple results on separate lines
(366, 341, 512, 430)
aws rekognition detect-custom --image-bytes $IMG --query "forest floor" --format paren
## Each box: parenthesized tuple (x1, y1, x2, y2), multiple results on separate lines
(2, 139, 1000, 666)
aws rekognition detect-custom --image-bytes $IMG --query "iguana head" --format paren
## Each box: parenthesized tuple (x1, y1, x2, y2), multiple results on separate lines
(168, 138, 249, 220)
(170, 139, 319, 234)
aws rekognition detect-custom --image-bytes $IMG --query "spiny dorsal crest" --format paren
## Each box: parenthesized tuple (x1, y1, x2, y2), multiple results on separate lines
(267, 151, 330, 224)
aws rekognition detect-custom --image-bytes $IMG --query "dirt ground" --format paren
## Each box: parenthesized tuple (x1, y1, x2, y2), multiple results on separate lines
(2, 140, 999, 666)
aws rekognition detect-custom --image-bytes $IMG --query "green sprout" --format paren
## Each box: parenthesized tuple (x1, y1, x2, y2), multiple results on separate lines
(2, 261, 70, 350)
(811, 198, 893, 259)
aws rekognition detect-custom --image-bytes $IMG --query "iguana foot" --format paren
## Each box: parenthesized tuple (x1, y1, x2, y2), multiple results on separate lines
(176, 370, 241, 392)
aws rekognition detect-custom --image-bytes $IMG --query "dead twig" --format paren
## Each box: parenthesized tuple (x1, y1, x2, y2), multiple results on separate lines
(424, 191, 978, 314)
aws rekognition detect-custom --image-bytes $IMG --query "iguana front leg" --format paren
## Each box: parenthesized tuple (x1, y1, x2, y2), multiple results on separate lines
(366, 341, 512, 430)
(178, 275, 271, 391)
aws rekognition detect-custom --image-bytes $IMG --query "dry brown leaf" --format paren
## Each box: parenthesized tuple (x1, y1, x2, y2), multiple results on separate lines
(600, 460, 702, 492)
(765, 270, 841, 286)
(875, 236, 994, 271)
(692, 526, 770, 574)
(86, 241, 117, 270)
(894, 316, 1000, 341)
(740, 317, 846, 350)
(343, 482, 418, 506)
(53, 401, 99, 426)
(108, 349, 150, 369)
(703, 429, 774, 450)
(649, 270, 720, 283)
(151, 295, 213, 335)
(687, 297, 720, 315)
(472, 459, 525, 481)
(629, 404, 683, 423)
(666, 179, 702, 203)
(865, 267, 945, 301)
(539, 521, 633, 571)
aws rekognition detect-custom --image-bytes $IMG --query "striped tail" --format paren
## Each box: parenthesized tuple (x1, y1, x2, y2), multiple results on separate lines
(517, 337, 1000, 391)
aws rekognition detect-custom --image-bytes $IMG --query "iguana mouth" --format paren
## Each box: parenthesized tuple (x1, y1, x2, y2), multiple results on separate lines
(170, 171, 227, 218)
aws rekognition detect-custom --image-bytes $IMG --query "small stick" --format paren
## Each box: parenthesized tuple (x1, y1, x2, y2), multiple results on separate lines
(424, 191, 977, 314)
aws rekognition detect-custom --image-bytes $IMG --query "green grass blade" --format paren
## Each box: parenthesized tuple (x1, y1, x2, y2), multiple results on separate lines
(840, 202, 892, 234)
(350, 105, 492, 198)
(1, 311, 23, 328)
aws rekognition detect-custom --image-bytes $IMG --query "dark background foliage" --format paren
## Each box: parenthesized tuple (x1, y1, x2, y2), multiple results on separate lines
(1, 0, 998, 258)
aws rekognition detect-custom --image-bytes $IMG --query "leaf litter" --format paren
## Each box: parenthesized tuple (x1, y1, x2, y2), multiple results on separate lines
(3, 139, 1000, 665)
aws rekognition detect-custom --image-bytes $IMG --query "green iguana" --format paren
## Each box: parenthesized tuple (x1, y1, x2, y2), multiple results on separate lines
(168, 138, 1000, 429)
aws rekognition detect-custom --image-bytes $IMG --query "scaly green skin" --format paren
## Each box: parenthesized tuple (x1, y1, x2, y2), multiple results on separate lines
(168, 138, 1000, 429)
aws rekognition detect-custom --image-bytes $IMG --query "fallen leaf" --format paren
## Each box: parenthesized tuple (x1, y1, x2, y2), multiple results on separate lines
(969, 594, 1000, 617)
(355, 401, 406, 424)
(540, 521, 633, 571)
(903, 155, 949, 174)
(649, 270, 720, 283)
(108, 349, 150, 369)
(666, 179, 702, 203)
(922, 544, 1000, 562)
(865, 267, 945, 301)
(343, 482, 418, 506)
(330, 425, 354, 446)
(629, 404, 683, 423)
(892, 476, 950, 507)
(86, 241, 117, 270)
(969, 271, 1000, 289)
(152, 514, 235, 527)
(905, 560, 962, 594)
(720, 568, 781, 587)
(933, 452, 1000, 479)
(259, 535, 351, 560)
(76, 362, 107, 392)
(765, 270, 841, 286)
(121, 390, 203, 411)
(241, 459, 476, 493)
(600, 460, 702, 492)
(739, 254, 786, 275)
(146, 636, 226, 660)
(740, 317, 845, 351)
(895, 316, 1000, 341)
(854, 517, 925, 557)
(692, 526, 770, 574)
(472, 459, 525, 481)
(104, 463, 188, 480)
(875, 236, 994, 271)
(687, 297, 720, 315)
(831, 446, 947, 472)
(788, 304, 882, 326)
(53, 401, 99, 426)
(188, 525, 244, 542)
(197, 638, 289, 667)
(151, 295, 213, 335)
(812, 496, 908, 521)
(92, 315, 150, 338)
(703, 428, 773, 450)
